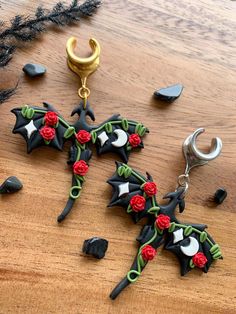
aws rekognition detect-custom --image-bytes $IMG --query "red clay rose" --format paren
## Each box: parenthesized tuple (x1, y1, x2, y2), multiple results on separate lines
(155, 214, 170, 230)
(73, 160, 89, 176)
(39, 126, 55, 141)
(192, 252, 208, 268)
(143, 182, 157, 197)
(44, 111, 58, 126)
(128, 134, 141, 147)
(130, 195, 146, 212)
(76, 130, 91, 144)
(141, 245, 157, 261)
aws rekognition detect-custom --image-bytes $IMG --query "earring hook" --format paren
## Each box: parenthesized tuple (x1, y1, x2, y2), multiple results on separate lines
(183, 128, 222, 174)
(177, 128, 222, 195)
(66, 37, 100, 108)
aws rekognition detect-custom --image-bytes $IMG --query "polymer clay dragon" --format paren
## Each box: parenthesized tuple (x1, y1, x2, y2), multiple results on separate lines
(12, 101, 148, 222)
(108, 162, 223, 299)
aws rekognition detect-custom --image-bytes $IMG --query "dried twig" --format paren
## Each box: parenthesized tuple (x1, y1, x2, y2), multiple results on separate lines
(0, 0, 101, 67)
(0, 86, 17, 104)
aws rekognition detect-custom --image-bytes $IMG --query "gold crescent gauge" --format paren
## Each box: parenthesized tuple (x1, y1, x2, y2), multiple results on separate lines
(66, 37, 101, 107)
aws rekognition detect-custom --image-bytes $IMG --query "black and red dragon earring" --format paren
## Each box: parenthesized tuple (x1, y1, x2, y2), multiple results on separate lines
(11, 37, 149, 222)
(107, 128, 223, 299)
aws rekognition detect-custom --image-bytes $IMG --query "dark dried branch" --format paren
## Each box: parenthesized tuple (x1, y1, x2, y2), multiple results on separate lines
(0, 0, 101, 67)
(0, 85, 17, 104)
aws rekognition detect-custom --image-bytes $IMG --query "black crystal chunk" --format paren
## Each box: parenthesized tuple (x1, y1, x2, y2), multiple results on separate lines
(214, 188, 227, 204)
(23, 63, 46, 77)
(0, 176, 23, 194)
(154, 84, 183, 102)
(82, 237, 108, 259)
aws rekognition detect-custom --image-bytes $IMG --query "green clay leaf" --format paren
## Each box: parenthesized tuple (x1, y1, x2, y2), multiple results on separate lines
(64, 126, 75, 139)
(76, 175, 85, 182)
(105, 122, 113, 133)
(156, 227, 163, 235)
(117, 166, 125, 176)
(147, 207, 160, 214)
(77, 142, 85, 150)
(26, 107, 35, 119)
(213, 251, 222, 259)
(124, 166, 132, 178)
(127, 204, 132, 213)
(135, 123, 142, 134)
(189, 259, 195, 268)
(126, 145, 132, 151)
(200, 231, 208, 243)
(121, 118, 129, 131)
(210, 244, 220, 254)
(91, 131, 97, 144)
(184, 226, 193, 236)
(139, 126, 147, 137)
(44, 140, 51, 145)
(21, 105, 28, 117)
(168, 222, 176, 233)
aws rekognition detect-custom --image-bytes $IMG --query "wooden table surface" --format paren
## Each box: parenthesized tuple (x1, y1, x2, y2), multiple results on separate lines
(0, 0, 236, 313)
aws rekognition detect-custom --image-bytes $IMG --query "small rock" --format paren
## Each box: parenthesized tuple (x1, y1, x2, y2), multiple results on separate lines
(214, 188, 227, 204)
(0, 176, 23, 194)
(23, 63, 46, 77)
(154, 84, 183, 102)
(82, 237, 108, 259)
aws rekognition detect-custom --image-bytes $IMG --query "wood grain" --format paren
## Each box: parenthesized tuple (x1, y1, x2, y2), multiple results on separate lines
(0, 0, 236, 313)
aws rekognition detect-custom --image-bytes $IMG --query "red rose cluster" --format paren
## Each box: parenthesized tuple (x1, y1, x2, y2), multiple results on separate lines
(76, 130, 91, 144)
(143, 182, 157, 197)
(44, 111, 58, 126)
(128, 134, 141, 147)
(192, 252, 207, 268)
(129, 181, 158, 214)
(39, 126, 55, 141)
(130, 195, 146, 212)
(40, 111, 58, 142)
(141, 245, 157, 261)
(73, 160, 89, 176)
(155, 214, 170, 230)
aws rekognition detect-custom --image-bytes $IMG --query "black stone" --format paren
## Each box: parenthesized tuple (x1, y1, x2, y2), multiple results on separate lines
(154, 84, 183, 102)
(23, 63, 46, 77)
(214, 188, 227, 204)
(82, 237, 108, 259)
(0, 176, 23, 194)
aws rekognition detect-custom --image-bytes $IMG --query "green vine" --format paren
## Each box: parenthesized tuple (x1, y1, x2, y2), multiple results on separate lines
(32, 108, 72, 129)
(127, 225, 161, 283)
(69, 141, 87, 199)
(20, 106, 74, 134)
(90, 120, 148, 145)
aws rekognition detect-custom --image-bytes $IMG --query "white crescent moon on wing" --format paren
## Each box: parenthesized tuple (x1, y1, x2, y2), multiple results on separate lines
(180, 236, 199, 257)
(111, 129, 128, 148)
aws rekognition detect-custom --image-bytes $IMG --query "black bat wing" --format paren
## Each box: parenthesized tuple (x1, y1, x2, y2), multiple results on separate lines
(91, 116, 149, 163)
(11, 103, 68, 153)
(107, 162, 159, 223)
(165, 222, 223, 276)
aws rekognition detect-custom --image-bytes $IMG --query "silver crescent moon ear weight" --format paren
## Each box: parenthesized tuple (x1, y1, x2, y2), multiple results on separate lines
(177, 128, 222, 194)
